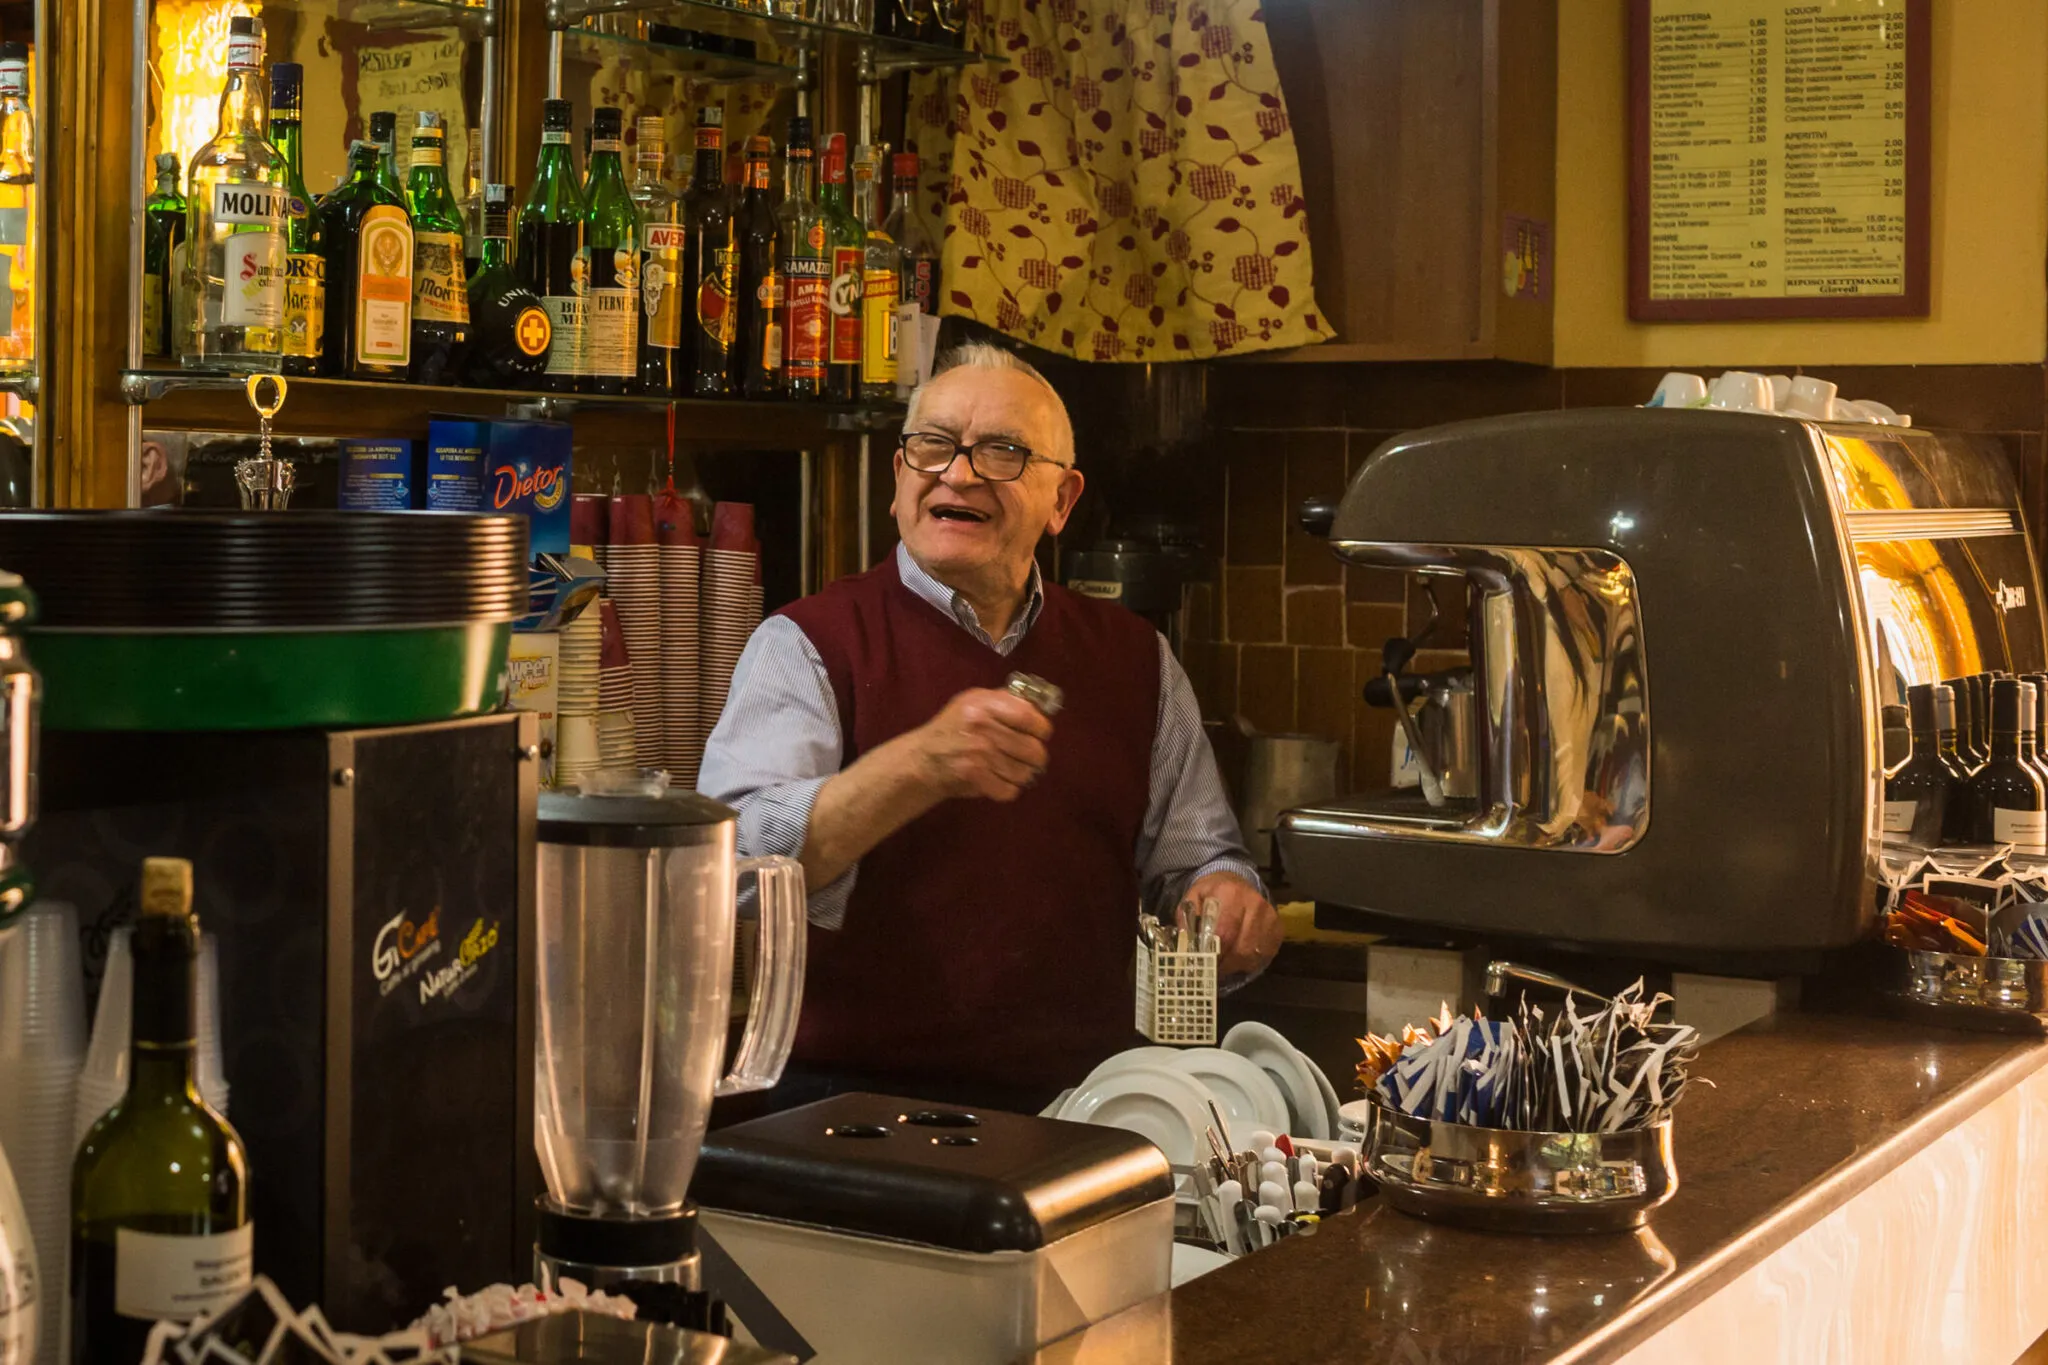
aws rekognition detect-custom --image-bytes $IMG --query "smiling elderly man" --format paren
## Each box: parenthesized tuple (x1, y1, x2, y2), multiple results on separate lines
(701, 341, 1280, 1108)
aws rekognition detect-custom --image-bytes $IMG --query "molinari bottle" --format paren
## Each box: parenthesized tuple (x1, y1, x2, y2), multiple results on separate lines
(684, 106, 736, 397)
(466, 184, 552, 388)
(269, 63, 324, 376)
(70, 857, 251, 1365)
(406, 110, 470, 384)
(775, 117, 826, 401)
(819, 133, 864, 403)
(143, 153, 187, 363)
(631, 115, 683, 396)
(1964, 678, 2046, 852)
(1886, 683, 1962, 848)
(580, 106, 640, 396)
(182, 16, 287, 371)
(317, 140, 412, 379)
(735, 135, 781, 398)
(520, 100, 586, 394)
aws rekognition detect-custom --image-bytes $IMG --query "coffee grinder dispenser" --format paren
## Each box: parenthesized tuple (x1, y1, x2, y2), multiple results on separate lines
(1283, 407, 2048, 966)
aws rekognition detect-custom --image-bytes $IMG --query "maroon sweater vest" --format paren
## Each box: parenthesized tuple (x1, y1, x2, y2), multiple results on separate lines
(777, 555, 1159, 1089)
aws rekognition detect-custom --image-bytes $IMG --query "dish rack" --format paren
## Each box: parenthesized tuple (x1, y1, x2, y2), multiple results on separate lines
(1136, 935, 1217, 1044)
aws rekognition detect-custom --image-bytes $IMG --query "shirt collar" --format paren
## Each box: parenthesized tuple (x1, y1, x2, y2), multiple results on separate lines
(895, 542, 1045, 656)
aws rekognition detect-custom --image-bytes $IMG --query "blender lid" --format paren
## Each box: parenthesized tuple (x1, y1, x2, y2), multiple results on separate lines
(538, 788, 737, 847)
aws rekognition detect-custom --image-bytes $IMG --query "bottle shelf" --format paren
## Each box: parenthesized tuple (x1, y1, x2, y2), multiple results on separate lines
(562, 22, 805, 86)
(558, 1, 1004, 74)
(264, 0, 495, 35)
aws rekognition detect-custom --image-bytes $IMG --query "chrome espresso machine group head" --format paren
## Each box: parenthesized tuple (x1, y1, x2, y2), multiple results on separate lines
(1283, 407, 2048, 966)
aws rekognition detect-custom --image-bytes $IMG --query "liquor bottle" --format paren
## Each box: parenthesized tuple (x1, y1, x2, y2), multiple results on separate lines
(461, 125, 485, 278)
(683, 106, 736, 397)
(1972, 673, 1995, 763)
(1886, 683, 1962, 848)
(316, 140, 412, 380)
(182, 16, 287, 371)
(0, 42, 32, 374)
(1945, 675, 1985, 772)
(1964, 678, 2046, 851)
(465, 183, 552, 388)
(854, 145, 898, 401)
(269, 63, 325, 377)
(819, 134, 864, 403)
(631, 115, 683, 397)
(776, 118, 827, 401)
(143, 153, 186, 363)
(2025, 673, 2048, 790)
(519, 99, 585, 394)
(883, 152, 938, 394)
(406, 111, 470, 384)
(580, 107, 640, 395)
(369, 111, 404, 201)
(735, 134, 781, 399)
(2021, 680, 2048, 795)
(70, 857, 251, 1365)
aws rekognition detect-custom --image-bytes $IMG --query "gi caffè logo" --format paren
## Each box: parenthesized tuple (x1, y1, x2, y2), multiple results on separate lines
(371, 906, 441, 996)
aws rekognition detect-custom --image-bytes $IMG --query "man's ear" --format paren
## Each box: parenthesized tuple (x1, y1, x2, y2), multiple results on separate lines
(1045, 467, 1085, 536)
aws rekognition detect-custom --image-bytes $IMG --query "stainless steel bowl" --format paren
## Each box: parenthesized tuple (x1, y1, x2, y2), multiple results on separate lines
(1365, 1099, 1677, 1234)
(1889, 947, 2048, 1034)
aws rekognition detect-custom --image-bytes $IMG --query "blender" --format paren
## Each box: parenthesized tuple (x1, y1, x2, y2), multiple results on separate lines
(533, 783, 805, 1300)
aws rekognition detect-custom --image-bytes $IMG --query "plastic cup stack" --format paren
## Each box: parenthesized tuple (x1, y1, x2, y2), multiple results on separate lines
(656, 493, 706, 790)
(0, 1132, 35, 1365)
(0, 902, 85, 1365)
(595, 599, 639, 770)
(75, 927, 229, 1145)
(700, 502, 763, 745)
(607, 494, 664, 771)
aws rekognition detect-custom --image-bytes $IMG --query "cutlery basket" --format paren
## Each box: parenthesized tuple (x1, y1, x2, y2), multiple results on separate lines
(1136, 936, 1217, 1045)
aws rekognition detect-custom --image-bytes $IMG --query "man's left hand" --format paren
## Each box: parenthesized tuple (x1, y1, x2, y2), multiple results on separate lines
(1186, 872, 1282, 978)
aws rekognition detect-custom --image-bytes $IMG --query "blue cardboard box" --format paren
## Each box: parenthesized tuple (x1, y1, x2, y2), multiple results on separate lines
(337, 438, 415, 510)
(424, 418, 488, 511)
(482, 419, 571, 555)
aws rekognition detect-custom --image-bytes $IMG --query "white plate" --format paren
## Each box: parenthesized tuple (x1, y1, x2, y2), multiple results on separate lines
(1163, 1048, 1291, 1145)
(1055, 1064, 1218, 1167)
(1075, 1045, 1184, 1092)
(1338, 1098, 1375, 1142)
(1221, 1021, 1329, 1140)
(1171, 1242, 1233, 1287)
(1304, 1054, 1344, 1139)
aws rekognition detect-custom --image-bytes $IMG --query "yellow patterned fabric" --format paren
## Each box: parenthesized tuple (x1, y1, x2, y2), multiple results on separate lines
(905, 0, 1326, 361)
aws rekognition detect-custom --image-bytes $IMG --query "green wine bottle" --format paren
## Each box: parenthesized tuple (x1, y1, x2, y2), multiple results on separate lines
(580, 106, 641, 395)
(142, 153, 187, 362)
(269, 63, 325, 377)
(71, 857, 251, 1365)
(406, 110, 471, 384)
(519, 99, 586, 394)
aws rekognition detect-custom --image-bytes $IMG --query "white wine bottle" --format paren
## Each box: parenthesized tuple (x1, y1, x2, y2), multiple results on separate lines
(69, 859, 250, 1364)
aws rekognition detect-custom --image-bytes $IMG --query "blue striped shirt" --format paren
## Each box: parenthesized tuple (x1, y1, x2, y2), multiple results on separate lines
(699, 543, 1265, 931)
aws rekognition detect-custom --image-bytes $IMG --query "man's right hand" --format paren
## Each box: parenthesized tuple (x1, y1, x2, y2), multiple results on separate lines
(914, 688, 1054, 802)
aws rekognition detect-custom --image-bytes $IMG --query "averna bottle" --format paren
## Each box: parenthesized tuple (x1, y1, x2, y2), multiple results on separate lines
(855, 145, 899, 401)
(406, 110, 471, 384)
(819, 133, 864, 403)
(182, 16, 286, 371)
(316, 139, 412, 380)
(734, 135, 782, 399)
(580, 106, 640, 395)
(143, 153, 186, 363)
(684, 105, 736, 398)
(0, 41, 33, 375)
(269, 63, 325, 377)
(631, 115, 683, 397)
(71, 858, 251, 1365)
(465, 183, 553, 388)
(776, 117, 827, 402)
(519, 99, 586, 394)
(1886, 683, 1962, 848)
(1964, 678, 2046, 852)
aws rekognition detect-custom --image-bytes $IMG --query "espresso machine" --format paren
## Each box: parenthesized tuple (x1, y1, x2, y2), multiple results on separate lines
(1285, 408, 2048, 967)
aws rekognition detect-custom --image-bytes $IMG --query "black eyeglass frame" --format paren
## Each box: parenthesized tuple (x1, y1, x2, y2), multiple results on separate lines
(897, 431, 1073, 483)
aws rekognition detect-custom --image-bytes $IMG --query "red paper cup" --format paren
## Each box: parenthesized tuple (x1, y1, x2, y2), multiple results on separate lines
(598, 599, 631, 669)
(710, 502, 756, 550)
(657, 493, 704, 546)
(571, 494, 608, 548)
(609, 494, 658, 546)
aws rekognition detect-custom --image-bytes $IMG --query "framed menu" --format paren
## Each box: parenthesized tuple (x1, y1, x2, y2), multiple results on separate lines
(1628, 0, 1930, 321)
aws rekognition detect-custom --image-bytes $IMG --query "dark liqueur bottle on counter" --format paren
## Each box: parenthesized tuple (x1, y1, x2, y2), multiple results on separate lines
(1972, 674, 1995, 764)
(519, 99, 586, 394)
(819, 133, 865, 403)
(270, 65, 325, 377)
(684, 105, 737, 397)
(317, 139, 412, 380)
(631, 115, 683, 396)
(465, 183, 553, 387)
(580, 106, 641, 396)
(1887, 683, 1962, 848)
(735, 134, 781, 398)
(143, 152, 186, 363)
(71, 858, 251, 1365)
(406, 110, 471, 384)
(1945, 675, 1985, 772)
(1964, 678, 2046, 852)
(776, 117, 827, 402)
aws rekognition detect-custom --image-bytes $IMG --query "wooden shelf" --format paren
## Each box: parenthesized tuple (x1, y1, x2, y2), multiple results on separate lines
(557, 0, 1003, 74)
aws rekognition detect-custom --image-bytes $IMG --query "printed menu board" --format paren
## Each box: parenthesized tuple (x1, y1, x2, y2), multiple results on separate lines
(1628, 0, 1928, 321)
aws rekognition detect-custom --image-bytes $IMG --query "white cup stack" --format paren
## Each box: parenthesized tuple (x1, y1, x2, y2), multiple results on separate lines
(701, 503, 765, 748)
(607, 494, 665, 771)
(0, 902, 85, 1365)
(595, 598, 640, 770)
(75, 927, 230, 1143)
(555, 603, 603, 790)
(657, 495, 706, 789)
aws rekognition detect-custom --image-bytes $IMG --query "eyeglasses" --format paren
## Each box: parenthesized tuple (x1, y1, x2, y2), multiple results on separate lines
(899, 431, 1070, 483)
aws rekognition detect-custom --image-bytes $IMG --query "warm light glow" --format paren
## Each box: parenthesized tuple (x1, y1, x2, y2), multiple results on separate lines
(151, 0, 260, 185)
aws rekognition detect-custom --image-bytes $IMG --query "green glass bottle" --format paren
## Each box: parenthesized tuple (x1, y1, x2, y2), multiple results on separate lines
(775, 116, 827, 401)
(71, 858, 251, 1365)
(369, 110, 404, 201)
(406, 110, 470, 384)
(142, 153, 186, 362)
(269, 63, 325, 377)
(580, 106, 640, 395)
(466, 183, 553, 388)
(518, 99, 586, 394)
(819, 133, 865, 403)
(317, 139, 413, 380)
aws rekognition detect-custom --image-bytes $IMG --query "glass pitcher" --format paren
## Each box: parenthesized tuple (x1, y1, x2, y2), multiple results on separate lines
(534, 787, 804, 1218)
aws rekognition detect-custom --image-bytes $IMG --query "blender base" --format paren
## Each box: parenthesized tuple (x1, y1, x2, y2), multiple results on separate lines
(536, 1199, 730, 1334)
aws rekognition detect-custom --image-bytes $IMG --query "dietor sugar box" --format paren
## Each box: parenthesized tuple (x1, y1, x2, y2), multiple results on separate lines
(484, 419, 571, 556)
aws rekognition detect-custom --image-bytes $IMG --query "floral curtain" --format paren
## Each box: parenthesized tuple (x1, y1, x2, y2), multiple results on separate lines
(904, 0, 1326, 362)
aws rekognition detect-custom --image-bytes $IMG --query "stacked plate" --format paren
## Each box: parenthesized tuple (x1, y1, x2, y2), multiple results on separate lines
(700, 502, 763, 750)
(555, 605, 603, 789)
(657, 494, 706, 788)
(607, 495, 664, 771)
(596, 599, 638, 770)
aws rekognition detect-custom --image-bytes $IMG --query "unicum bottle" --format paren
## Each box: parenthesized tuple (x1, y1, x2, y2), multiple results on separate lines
(182, 16, 287, 370)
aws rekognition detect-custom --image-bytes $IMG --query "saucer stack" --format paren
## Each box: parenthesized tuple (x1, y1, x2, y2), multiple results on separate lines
(554, 603, 603, 788)
(657, 492, 706, 788)
(596, 598, 638, 770)
(607, 494, 663, 770)
(700, 502, 763, 745)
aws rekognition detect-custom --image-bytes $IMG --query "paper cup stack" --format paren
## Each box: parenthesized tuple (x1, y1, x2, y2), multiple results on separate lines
(0, 901, 85, 1365)
(596, 598, 639, 769)
(657, 492, 706, 789)
(701, 502, 764, 748)
(555, 600, 603, 789)
(607, 495, 664, 770)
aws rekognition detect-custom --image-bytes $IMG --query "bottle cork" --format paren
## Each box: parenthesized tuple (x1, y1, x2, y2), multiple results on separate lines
(139, 856, 193, 918)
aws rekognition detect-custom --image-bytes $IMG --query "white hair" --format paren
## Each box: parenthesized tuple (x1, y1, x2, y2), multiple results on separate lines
(904, 341, 1077, 465)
